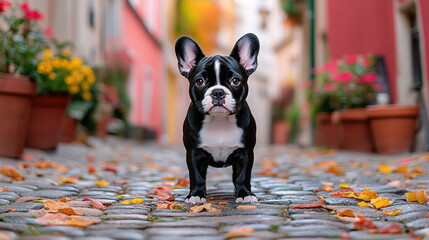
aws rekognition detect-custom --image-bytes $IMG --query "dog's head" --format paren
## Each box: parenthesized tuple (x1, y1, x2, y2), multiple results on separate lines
(175, 33, 259, 116)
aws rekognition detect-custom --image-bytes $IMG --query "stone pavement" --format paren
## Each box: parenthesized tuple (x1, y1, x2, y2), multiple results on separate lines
(1, 137, 429, 239)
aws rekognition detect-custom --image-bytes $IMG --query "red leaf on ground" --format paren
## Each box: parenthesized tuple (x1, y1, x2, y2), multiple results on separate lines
(104, 166, 117, 173)
(292, 198, 326, 209)
(16, 197, 34, 203)
(86, 156, 96, 162)
(87, 166, 96, 173)
(353, 216, 378, 233)
(154, 185, 172, 197)
(330, 188, 361, 198)
(82, 196, 106, 210)
(378, 223, 403, 234)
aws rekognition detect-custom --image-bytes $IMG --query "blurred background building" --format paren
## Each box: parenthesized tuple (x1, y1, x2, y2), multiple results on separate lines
(20, 0, 429, 150)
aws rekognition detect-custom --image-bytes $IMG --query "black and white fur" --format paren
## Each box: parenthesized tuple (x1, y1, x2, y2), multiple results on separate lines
(175, 33, 259, 204)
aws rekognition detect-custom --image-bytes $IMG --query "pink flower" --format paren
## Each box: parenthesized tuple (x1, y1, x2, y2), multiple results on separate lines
(358, 72, 377, 83)
(333, 71, 353, 83)
(19, 3, 29, 11)
(0, 0, 12, 13)
(346, 55, 358, 64)
(324, 84, 334, 92)
(44, 27, 54, 38)
(24, 10, 43, 20)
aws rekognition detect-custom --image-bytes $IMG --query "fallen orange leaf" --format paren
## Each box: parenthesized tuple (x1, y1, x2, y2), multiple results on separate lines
(292, 198, 325, 209)
(218, 201, 228, 205)
(190, 203, 220, 213)
(0, 166, 24, 180)
(337, 209, 355, 217)
(321, 185, 334, 192)
(315, 160, 338, 168)
(95, 180, 109, 186)
(58, 207, 83, 216)
(393, 165, 407, 173)
(416, 189, 428, 203)
(236, 205, 257, 210)
(44, 200, 69, 213)
(405, 191, 417, 202)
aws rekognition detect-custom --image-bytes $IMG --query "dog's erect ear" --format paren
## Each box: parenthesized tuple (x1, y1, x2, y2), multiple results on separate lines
(230, 33, 260, 76)
(175, 36, 205, 77)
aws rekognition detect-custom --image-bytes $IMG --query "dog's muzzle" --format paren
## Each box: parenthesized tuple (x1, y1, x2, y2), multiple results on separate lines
(211, 88, 225, 106)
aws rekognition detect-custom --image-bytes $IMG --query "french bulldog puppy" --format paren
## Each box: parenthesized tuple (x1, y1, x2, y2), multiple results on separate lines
(175, 33, 259, 204)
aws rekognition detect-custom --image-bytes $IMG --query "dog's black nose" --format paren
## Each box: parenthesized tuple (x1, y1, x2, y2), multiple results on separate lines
(211, 89, 225, 100)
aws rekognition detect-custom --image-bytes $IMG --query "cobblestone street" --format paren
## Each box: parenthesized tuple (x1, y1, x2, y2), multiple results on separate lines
(1, 137, 429, 239)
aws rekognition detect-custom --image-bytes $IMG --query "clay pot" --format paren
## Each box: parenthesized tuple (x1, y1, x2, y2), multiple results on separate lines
(60, 116, 77, 142)
(272, 121, 290, 144)
(0, 74, 35, 158)
(332, 108, 373, 152)
(315, 113, 340, 148)
(25, 95, 70, 150)
(367, 105, 419, 154)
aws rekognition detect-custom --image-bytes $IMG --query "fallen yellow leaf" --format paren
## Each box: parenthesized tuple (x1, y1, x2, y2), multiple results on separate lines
(340, 183, 351, 189)
(190, 203, 220, 213)
(370, 197, 393, 209)
(120, 200, 132, 204)
(131, 198, 144, 204)
(378, 165, 392, 173)
(416, 189, 428, 203)
(95, 181, 109, 186)
(358, 201, 372, 207)
(405, 191, 417, 202)
(354, 188, 379, 201)
(382, 208, 401, 216)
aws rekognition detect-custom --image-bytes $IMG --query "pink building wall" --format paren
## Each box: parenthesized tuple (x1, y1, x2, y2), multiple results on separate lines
(122, 0, 162, 137)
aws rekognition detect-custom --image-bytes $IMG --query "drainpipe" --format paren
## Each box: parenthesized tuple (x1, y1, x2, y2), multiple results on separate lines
(307, 0, 315, 143)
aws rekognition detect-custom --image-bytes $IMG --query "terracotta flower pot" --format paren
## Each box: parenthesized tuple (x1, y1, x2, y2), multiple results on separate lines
(315, 113, 340, 148)
(272, 121, 290, 144)
(60, 116, 77, 143)
(0, 74, 35, 158)
(332, 108, 374, 152)
(367, 105, 419, 154)
(25, 95, 70, 150)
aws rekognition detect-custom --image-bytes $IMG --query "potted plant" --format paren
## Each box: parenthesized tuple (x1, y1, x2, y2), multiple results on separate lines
(312, 55, 378, 152)
(0, 1, 47, 158)
(25, 47, 96, 150)
(367, 105, 419, 154)
(308, 67, 341, 148)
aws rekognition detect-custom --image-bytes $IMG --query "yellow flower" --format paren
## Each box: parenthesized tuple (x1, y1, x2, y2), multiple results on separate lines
(44, 49, 52, 59)
(87, 75, 95, 84)
(37, 63, 46, 74)
(48, 72, 57, 80)
(68, 85, 80, 94)
(82, 91, 92, 100)
(52, 57, 61, 68)
(65, 76, 73, 85)
(71, 57, 83, 68)
(62, 49, 71, 58)
(45, 63, 53, 74)
(82, 82, 90, 90)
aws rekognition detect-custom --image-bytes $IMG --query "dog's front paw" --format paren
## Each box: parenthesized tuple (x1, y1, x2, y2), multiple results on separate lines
(236, 195, 258, 203)
(185, 196, 207, 204)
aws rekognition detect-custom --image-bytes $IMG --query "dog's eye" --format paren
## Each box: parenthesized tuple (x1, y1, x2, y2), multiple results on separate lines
(195, 78, 205, 87)
(231, 78, 241, 86)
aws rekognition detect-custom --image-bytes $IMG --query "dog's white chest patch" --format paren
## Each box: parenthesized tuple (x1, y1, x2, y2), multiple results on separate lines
(199, 115, 244, 162)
